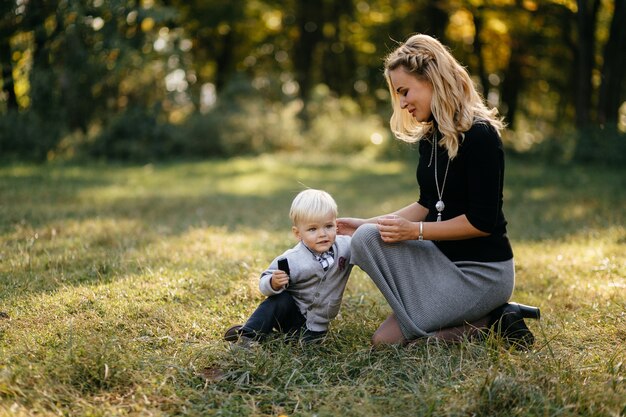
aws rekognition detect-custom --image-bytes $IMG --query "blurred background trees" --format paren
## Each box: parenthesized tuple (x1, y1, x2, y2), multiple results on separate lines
(0, 0, 624, 163)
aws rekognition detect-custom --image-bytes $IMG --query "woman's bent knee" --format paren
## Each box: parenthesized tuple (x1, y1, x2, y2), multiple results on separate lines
(351, 223, 380, 252)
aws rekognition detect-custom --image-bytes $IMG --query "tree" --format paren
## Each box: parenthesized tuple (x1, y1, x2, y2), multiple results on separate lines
(0, 0, 621, 161)
(574, 0, 601, 129)
(0, 1, 18, 111)
(320, 0, 357, 97)
(597, 0, 626, 126)
(292, 0, 325, 103)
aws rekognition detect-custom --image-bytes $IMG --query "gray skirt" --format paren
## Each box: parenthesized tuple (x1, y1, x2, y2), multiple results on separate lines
(351, 224, 515, 339)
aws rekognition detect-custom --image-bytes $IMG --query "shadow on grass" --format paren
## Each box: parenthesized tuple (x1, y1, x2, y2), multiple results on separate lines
(504, 158, 625, 241)
(1, 156, 624, 300)
(0, 158, 413, 300)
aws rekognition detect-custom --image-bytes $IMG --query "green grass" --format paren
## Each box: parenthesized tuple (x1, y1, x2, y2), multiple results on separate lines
(0, 154, 624, 416)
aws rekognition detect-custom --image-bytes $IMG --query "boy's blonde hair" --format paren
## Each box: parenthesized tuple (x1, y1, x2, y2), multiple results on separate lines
(289, 189, 338, 225)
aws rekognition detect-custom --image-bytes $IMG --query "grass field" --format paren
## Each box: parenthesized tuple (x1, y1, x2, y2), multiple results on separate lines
(0, 154, 624, 416)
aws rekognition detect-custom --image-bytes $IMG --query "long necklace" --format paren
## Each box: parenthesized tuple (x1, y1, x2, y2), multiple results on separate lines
(432, 131, 451, 222)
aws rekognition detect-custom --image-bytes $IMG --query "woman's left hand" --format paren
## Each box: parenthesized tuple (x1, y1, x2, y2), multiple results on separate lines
(376, 215, 417, 243)
(337, 217, 365, 236)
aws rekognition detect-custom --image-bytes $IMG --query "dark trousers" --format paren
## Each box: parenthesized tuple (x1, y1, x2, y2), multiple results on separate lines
(241, 291, 326, 342)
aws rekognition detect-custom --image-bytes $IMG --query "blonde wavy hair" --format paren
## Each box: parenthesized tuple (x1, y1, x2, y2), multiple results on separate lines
(384, 34, 504, 158)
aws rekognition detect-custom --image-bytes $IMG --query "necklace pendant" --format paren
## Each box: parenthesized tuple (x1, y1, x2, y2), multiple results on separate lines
(435, 200, 445, 212)
(437, 213, 442, 222)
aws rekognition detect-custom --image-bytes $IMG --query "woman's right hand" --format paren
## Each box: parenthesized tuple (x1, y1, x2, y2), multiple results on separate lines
(337, 217, 365, 236)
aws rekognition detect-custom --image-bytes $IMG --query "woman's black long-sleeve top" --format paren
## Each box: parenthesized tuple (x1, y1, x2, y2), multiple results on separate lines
(417, 122, 514, 262)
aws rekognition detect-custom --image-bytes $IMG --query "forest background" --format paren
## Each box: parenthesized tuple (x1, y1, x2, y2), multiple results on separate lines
(1, 0, 625, 164)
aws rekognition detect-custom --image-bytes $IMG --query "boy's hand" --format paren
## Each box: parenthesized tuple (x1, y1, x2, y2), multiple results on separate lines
(337, 217, 364, 236)
(271, 270, 290, 291)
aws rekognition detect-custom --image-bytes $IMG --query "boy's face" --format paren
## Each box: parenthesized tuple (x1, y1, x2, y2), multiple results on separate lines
(292, 214, 337, 254)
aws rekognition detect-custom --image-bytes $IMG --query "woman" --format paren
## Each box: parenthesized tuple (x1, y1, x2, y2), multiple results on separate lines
(337, 34, 539, 348)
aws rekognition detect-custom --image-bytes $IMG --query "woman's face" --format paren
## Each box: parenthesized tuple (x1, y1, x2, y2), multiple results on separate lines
(388, 67, 433, 122)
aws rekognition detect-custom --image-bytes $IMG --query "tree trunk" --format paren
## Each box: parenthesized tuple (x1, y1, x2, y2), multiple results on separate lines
(500, 39, 524, 128)
(574, 0, 600, 128)
(294, 0, 325, 102)
(423, 1, 448, 43)
(0, 35, 18, 110)
(471, 7, 490, 97)
(597, 0, 626, 125)
(214, 29, 235, 93)
(26, 0, 59, 116)
(322, 0, 355, 97)
(293, 0, 325, 127)
(0, 0, 18, 110)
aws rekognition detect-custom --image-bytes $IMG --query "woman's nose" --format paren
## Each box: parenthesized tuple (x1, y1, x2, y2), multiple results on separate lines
(400, 97, 407, 109)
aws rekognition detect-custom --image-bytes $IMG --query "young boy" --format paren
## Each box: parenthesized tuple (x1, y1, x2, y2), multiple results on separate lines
(224, 189, 352, 345)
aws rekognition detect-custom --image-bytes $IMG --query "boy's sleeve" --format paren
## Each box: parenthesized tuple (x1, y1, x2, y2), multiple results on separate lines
(340, 235, 352, 260)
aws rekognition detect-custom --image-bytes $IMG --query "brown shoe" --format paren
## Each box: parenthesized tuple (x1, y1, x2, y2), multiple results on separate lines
(224, 325, 243, 342)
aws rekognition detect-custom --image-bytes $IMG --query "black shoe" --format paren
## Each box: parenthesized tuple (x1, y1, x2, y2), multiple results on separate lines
(224, 325, 243, 342)
(300, 329, 327, 344)
(488, 302, 540, 350)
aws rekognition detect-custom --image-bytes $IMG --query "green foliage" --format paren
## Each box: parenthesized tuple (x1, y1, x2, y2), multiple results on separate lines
(507, 123, 626, 166)
(72, 77, 387, 160)
(305, 85, 391, 154)
(572, 124, 626, 165)
(176, 111, 227, 158)
(0, 1, 624, 163)
(208, 77, 303, 155)
(0, 110, 63, 161)
(0, 156, 624, 416)
(87, 106, 177, 160)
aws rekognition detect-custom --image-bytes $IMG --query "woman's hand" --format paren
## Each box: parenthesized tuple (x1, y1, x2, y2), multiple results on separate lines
(376, 215, 418, 243)
(337, 217, 365, 236)
(270, 270, 289, 290)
